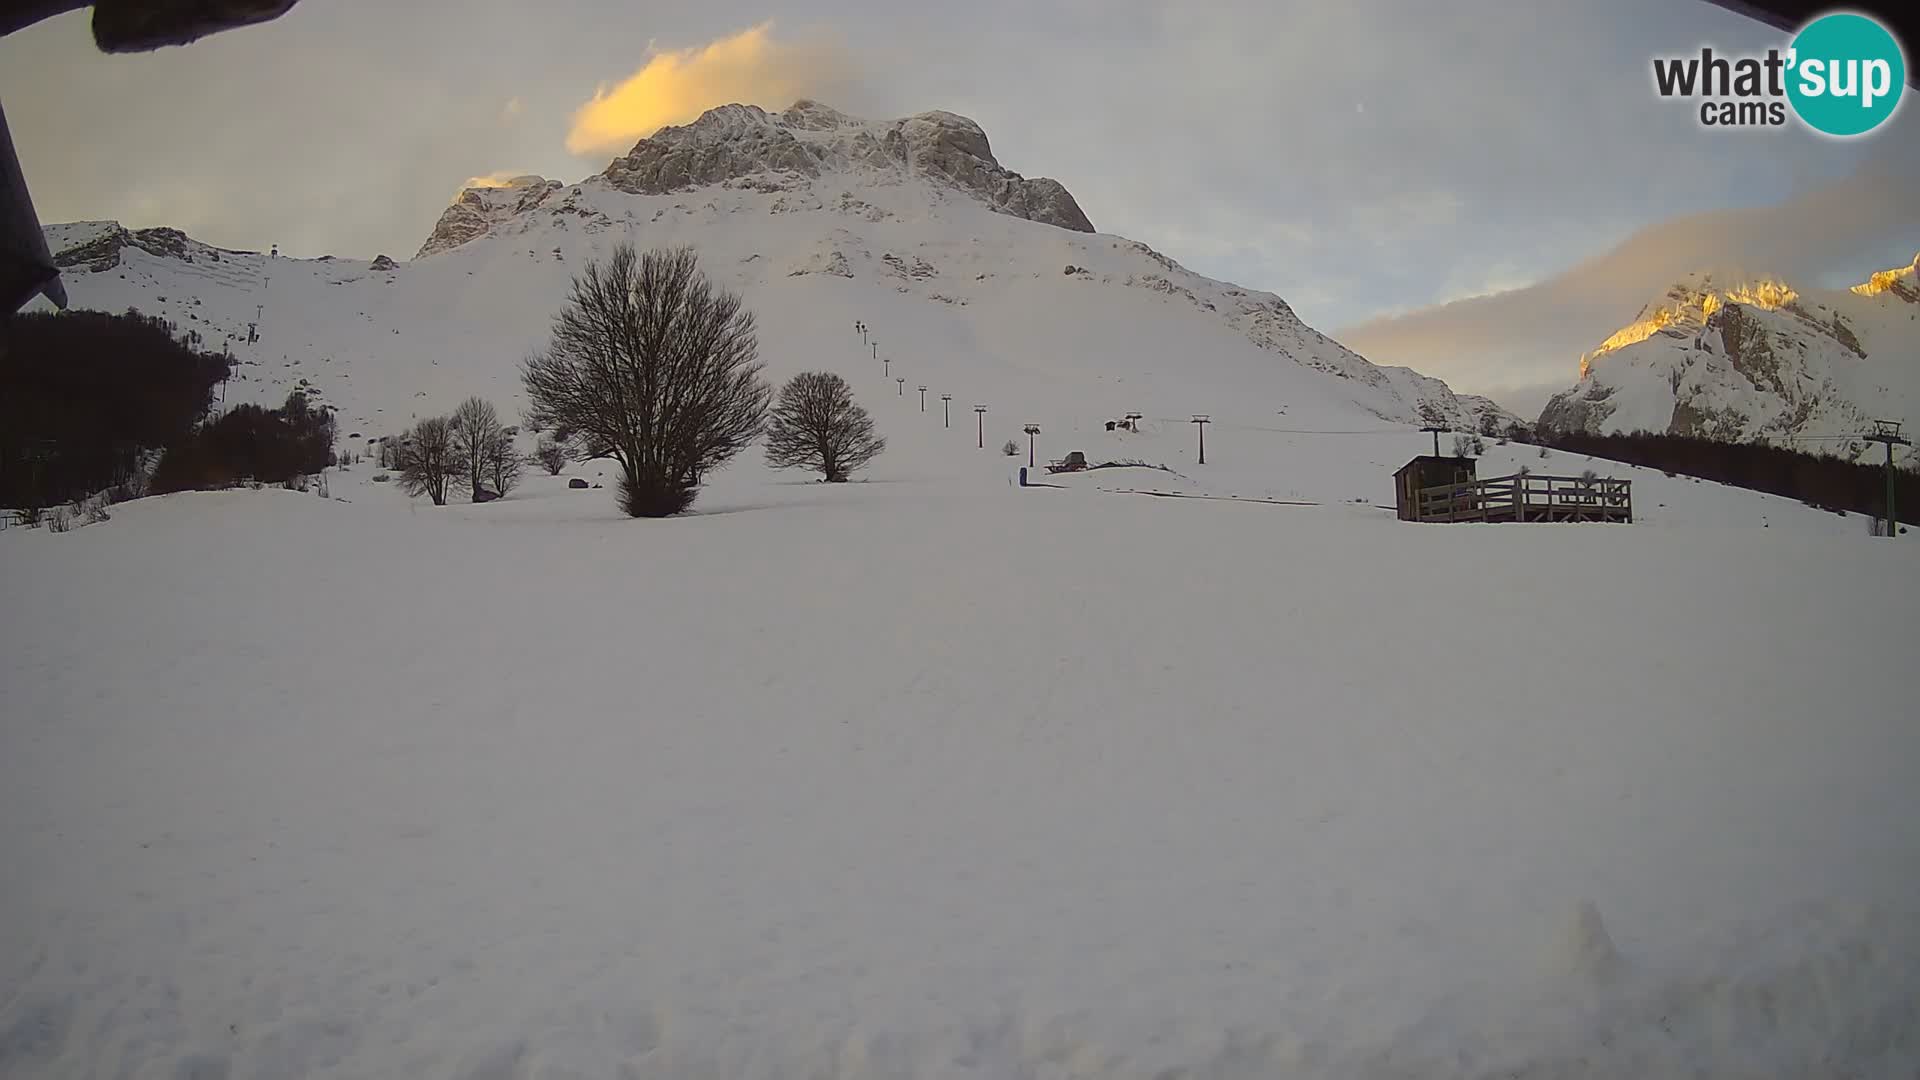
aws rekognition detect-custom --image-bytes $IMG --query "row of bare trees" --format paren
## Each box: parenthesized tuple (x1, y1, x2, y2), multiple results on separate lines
(393, 396, 524, 505)
(521, 243, 884, 516)
(385, 245, 884, 514)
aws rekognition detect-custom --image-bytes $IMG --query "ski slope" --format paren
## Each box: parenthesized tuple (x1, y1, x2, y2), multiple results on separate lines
(36, 203, 1872, 534)
(40, 155, 1518, 492)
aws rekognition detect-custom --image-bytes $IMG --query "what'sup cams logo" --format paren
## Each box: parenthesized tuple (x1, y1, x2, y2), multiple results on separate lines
(1653, 11, 1906, 135)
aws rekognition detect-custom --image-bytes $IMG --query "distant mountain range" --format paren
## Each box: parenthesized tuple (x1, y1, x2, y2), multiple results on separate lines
(1538, 257, 1920, 461)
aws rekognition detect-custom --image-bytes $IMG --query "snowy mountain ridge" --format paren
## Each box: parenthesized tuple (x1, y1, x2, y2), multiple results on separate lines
(416, 101, 1093, 259)
(1538, 256, 1920, 459)
(41, 101, 1522, 443)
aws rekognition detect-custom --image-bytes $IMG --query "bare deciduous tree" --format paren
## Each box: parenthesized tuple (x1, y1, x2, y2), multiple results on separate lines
(533, 434, 568, 476)
(449, 396, 504, 501)
(395, 416, 464, 506)
(764, 371, 885, 482)
(522, 244, 770, 516)
(484, 429, 524, 496)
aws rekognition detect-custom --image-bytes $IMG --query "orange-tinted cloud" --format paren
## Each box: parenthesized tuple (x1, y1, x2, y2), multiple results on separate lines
(566, 22, 851, 156)
(450, 172, 543, 202)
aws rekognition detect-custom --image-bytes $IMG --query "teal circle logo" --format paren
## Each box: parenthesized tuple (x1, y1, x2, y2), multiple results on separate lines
(1786, 13, 1905, 136)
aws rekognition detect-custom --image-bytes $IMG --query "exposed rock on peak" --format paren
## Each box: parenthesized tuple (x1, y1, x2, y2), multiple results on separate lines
(50, 222, 230, 273)
(1851, 252, 1920, 304)
(591, 101, 1095, 233)
(780, 99, 858, 131)
(416, 176, 563, 259)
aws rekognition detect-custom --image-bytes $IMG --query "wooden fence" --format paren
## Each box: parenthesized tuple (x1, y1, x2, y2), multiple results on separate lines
(1412, 472, 1631, 524)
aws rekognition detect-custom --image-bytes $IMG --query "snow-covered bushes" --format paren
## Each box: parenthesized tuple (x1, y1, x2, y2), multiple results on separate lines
(1002, 440, 1020, 457)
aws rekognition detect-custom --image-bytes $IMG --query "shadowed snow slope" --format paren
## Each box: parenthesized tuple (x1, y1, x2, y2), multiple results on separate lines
(2, 480, 1916, 1078)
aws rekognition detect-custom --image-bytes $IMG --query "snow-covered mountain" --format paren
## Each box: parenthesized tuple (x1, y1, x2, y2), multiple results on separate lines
(1537, 257, 1920, 458)
(40, 101, 1516, 451)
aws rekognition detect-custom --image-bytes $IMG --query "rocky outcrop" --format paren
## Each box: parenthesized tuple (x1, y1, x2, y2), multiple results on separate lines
(592, 102, 1095, 233)
(369, 254, 398, 272)
(415, 176, 562, 259)
(52, 224, 207, 272)
(1536, 380, 1618, 435)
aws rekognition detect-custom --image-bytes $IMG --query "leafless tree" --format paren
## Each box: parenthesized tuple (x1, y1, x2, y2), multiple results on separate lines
(764, 371, 885, 482)
(395, 415, 464, 506)
(533, 434, 568, 476)
(522, 244, 770, 516)
(449, 396, 504, 501)
(484, 429, 524, 496)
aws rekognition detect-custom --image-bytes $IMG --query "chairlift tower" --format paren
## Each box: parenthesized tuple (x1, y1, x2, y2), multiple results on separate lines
(1865, 419, 1911, 538)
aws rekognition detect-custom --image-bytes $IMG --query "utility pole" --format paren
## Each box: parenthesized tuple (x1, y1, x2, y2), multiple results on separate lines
(871, 341, 878, 362)
(1191, 414, 1210, 464)
(1865, 420, 1910, 538)
(1124, 412, 1142, 432)
(942, 394, 952, 428)
(1421, 424, 1446, 457)
(975, 404, 987, 449)
(918, 386, 928, 411)
(1024, 424, 1041, 467)
(856, 320, 866, 344)
(883, 356, 890, 378)
(897, 376, 905, 396)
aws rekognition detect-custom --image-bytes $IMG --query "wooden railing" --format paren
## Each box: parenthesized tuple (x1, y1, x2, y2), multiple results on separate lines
(1414, 473, 1631, 524)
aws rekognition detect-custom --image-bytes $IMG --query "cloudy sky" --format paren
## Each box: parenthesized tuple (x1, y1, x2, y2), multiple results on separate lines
(3, 0, 1915, 412)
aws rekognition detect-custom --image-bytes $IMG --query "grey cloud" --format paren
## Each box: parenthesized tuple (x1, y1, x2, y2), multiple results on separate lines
(1338, 133, 1920, 416)
(1, 0, 1910, 378)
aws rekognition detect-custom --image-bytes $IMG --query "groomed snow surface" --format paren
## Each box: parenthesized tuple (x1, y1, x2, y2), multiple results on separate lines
(4, 454, 1918, 1079)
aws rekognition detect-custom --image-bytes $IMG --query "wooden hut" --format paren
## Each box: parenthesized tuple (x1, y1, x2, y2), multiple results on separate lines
(1393, 456, 1477, 521)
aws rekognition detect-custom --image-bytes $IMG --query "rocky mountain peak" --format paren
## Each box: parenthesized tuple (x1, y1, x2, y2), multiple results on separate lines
(416, 176, 564, 259)
(589, 101, 1095, 233)
(1538, 261, 1919, 453)
(1850, 253, 1920, 303)
(1577, 273, 1799, 378)
(49, 221, 233, 273)
(780, 99, 858, 131)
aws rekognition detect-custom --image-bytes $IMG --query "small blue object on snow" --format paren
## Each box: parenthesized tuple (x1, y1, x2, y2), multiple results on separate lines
(1019, 467, 1027, 487)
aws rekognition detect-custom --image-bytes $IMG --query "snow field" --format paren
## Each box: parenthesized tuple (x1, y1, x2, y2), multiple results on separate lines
(3, 478, 1916, 1078)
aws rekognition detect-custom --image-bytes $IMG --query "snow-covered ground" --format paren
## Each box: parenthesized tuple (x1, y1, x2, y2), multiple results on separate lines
(10, 108, 1917, 1075)
(4, 461, 1917, 1078)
